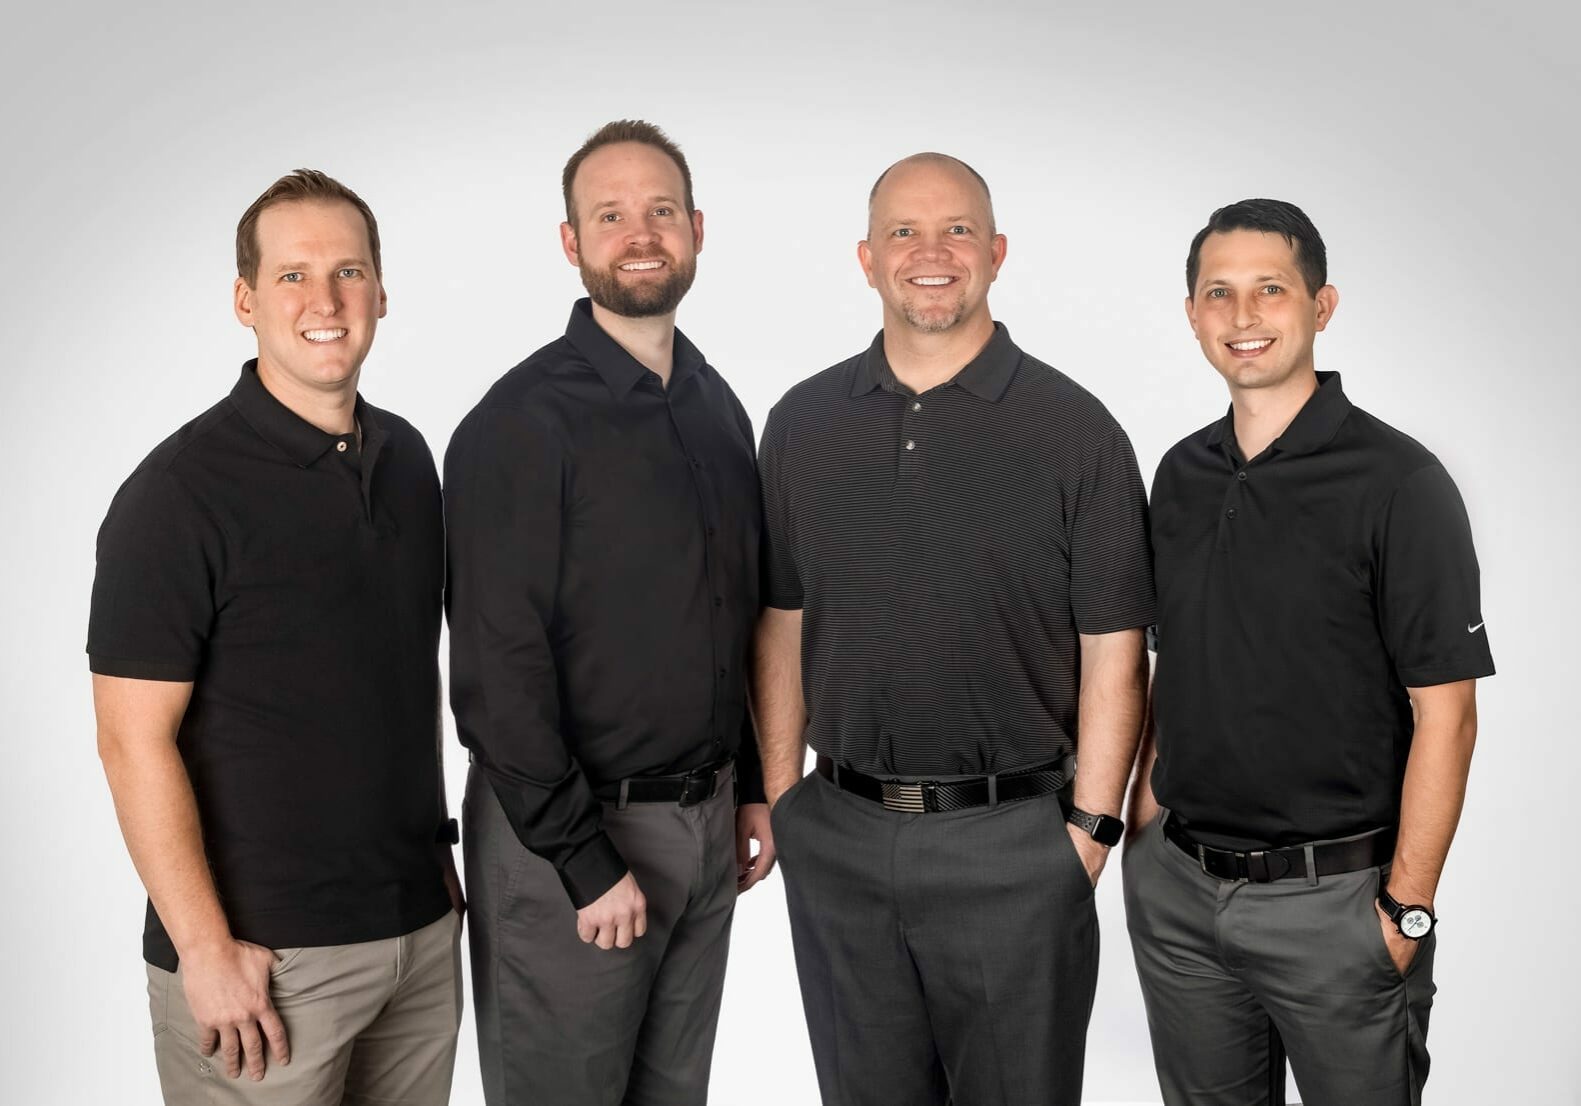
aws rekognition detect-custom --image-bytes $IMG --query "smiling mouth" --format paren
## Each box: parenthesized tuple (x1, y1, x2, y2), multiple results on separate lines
(619, 260, 666, 272)
(303, 328, 348, 343)
(1227, 338, 1274, 353)
(907, 276, 957, 287)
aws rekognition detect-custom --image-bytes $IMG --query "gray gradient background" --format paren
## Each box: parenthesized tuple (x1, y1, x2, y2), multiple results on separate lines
(2, 1, 1574, 1102)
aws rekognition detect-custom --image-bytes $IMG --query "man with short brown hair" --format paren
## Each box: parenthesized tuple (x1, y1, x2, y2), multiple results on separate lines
(447, 120, 767, 1105)
(90, 169, 462, 1105)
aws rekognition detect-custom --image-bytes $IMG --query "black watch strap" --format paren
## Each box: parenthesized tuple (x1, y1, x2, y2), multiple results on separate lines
(1067, 806, 1125, 847)
(1378, 883, 1436, 940)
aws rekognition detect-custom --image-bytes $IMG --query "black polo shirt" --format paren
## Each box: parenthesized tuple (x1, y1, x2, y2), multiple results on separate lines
(760, 324, 1155, 775)
(88, 362, 452, 970)
(1149, 372, 1495, 848)
(444, 300, 762, 908)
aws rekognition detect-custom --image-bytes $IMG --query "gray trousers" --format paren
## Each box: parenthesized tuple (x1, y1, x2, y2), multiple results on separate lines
(774, 771, 1099, 1106)
(1122, 812, 1436, 1106)
(463, 762, 737, 1106)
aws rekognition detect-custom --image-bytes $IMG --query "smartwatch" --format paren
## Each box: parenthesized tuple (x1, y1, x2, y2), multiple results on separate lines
(1378, 884, 1436, 940)
(1066, 806, 1125, 847)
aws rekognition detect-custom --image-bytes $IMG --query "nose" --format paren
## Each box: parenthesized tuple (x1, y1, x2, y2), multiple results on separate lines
(309, 277, 341, 317)
(912, 230, 951, 261)
(1232, 295, 1259, 330)
(627, 217, 661, 245)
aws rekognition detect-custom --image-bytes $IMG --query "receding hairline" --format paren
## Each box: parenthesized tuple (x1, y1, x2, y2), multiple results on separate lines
(867, 153, 996, 231)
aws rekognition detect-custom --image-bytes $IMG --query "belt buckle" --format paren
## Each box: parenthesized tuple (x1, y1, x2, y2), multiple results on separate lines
(679, 768, 717, 807)
(880, 780, 929, 813)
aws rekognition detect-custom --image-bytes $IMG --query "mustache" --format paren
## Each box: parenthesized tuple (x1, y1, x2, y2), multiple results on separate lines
(614, 247, 673, 265)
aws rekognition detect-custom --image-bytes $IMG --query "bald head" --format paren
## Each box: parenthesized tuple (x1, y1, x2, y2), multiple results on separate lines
(868, 153, 996, 236)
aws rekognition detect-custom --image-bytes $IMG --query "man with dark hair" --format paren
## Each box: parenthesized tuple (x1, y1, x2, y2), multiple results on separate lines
(90, 170, 463, 1104)
(446, 119, 768, 1105)
(754, 152, 1154, 1105)
(1123, 198, 1493, 1105)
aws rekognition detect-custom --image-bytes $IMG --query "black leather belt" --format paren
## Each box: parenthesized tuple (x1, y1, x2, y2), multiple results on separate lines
(594, 759, 733, 809)
(1163, 814, 1394, 883)
(815, 754, 1075, 814)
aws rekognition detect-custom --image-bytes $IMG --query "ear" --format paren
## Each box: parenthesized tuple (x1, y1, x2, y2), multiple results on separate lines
(560, 221, 580, 268)
(988, 233, 1008, 281)
(234, 276, 255, 328)
(377, 279, 388, 320)
(1183, 294, 1199, 338)
(856, 239, 876, 289)
(1313, 284, 1339, 332)
(691, 208, 705, 253)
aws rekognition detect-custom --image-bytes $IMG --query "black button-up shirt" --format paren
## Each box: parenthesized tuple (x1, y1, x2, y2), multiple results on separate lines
(88, 362, 453, 970)
(445, 300, 762, 907)
(760, 324, 1155, 776)
(1149, 372, 1496, 848)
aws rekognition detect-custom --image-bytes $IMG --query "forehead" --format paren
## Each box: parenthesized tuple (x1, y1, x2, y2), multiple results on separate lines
(1196, 229, 1300, 276)
(871, 160, 990, 222)
(573, 142, 685, 203)
(254, 199, 371, 260)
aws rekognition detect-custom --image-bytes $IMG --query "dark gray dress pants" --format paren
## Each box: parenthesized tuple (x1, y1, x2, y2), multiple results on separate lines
(773, 770, 1099, 1106)
(463, 762, 737, 1106)
(1122, 812, 1436, 1106)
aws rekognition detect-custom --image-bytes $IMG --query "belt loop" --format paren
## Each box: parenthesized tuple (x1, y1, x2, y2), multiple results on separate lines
(832, 761, 841, 787)
(1303, 843, 1318, 886)
(617, 778, 631, 811)
(986, 772, 999, 809)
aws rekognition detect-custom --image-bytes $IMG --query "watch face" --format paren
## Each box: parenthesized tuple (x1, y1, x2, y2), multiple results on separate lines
(1092, 815, 1125, 847)
(1400, 908, 1433, 939)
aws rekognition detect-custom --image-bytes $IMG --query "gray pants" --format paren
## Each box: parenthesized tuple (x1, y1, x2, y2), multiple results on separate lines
(1122, 812, 1436, 1106)
(146, 911, 462, 1105)
(463, 763, 737, 1106)
(774, 770, 1099, 1106)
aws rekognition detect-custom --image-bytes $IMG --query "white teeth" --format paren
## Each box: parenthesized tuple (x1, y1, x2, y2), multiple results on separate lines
(303, 329, 347, 342)
(620, 260, 663, 271)
(909, 276, 954, 286)
(1230, 339, 1273, 351)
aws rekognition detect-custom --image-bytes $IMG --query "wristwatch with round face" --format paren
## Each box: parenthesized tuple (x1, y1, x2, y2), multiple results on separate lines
(1378, 885, 1436, 940)
(1066, 806, 1125, 848)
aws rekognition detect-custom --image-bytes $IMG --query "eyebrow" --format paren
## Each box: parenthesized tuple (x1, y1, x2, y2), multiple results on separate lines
(270, 258, 370, 274)
(590, 195, 682, 211)
(1203, 273, 1291, 285)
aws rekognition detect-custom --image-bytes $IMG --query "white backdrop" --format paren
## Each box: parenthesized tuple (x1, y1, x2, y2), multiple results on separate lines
(2, 1, 1575, 1102)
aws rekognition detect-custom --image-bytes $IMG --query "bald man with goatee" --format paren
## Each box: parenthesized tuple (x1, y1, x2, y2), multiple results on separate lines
(752, 153, 1155, 1105)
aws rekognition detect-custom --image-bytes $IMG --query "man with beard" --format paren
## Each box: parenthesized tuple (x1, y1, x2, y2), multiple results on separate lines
(444, 120, 770, 1105)
(754, 153, 1154, 1104)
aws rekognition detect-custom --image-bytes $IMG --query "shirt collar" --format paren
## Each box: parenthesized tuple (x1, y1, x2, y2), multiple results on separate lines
(229, 360, 373, 468)
(564, 297, 707, 398)
(1205, 371, 1351, 459)
(849, 321, 1021, 402)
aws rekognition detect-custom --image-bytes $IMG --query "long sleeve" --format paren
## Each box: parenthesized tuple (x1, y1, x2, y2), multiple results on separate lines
(444, 403, 627, 908)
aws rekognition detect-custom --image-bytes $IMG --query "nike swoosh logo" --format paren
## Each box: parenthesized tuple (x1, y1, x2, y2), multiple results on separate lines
(1467, 621, 1485, 633)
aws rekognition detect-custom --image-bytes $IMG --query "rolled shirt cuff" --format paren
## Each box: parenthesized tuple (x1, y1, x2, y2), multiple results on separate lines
(556, 831, 629, 909)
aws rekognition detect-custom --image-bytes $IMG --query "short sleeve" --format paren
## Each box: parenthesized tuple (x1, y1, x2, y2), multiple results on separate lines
(1376, 463, 1495, 686)
(87, 466, 221, 680)
(1069, 425, 1156, 634)
(758, 406, 802, 610)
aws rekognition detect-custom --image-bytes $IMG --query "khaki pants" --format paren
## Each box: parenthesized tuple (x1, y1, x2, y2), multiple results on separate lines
(146, 911, 462, 1105)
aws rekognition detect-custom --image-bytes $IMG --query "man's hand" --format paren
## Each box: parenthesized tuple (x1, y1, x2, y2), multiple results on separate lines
(1374, 900, 1422, 976)
(736, 803, 776, 893)
(576, 872, 647, 950)
(1066, 822, 1110, 888)
(181, 937, 290, 1080)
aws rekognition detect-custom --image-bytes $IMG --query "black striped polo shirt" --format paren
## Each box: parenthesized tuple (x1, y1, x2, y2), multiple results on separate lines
(760, 323, 1155, 776)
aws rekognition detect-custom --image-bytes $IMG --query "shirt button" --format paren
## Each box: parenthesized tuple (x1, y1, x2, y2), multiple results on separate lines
(905, 439, 916, 451)
(1226, 507, 1238, 519)
(706, 526, 716, 537)
(912, 401, 922, 412)
(1237, 470, 1247, 481)
(718, 667, 728, 678)
(714, 596, 724, 607)
(336, 441, 348, 453)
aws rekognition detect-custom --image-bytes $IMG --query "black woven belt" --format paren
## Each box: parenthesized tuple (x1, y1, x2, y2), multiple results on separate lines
(815, 754, 1075, 814)
(1163, 813, 1394, 883)
(594, 759, 732, 809)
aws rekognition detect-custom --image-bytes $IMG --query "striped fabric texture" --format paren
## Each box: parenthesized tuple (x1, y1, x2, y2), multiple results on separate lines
(760, 324, 1156, 777)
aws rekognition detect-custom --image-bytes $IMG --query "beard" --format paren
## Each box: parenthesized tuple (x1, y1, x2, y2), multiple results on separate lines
(898, 291, 967, 334)
(580, 249, 697, 318)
